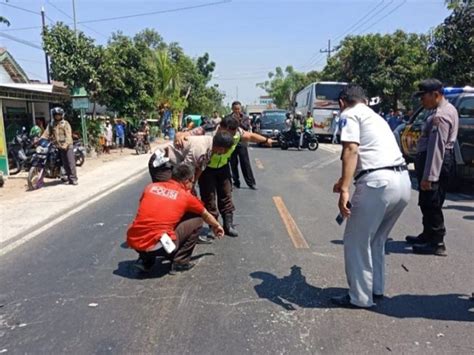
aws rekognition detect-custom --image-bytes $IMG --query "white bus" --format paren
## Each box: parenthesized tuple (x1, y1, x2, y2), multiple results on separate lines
(295, 81, 348, 137)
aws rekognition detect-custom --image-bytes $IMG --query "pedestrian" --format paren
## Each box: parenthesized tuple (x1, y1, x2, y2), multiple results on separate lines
(115, 119, 125, 153)
(127, 164, 225, 274)
(229, 101, 257, 190)
(405, 79, 459, 256)
(331, 84, 411, 308)
(211, 111, 222, 126)
(41, 107, 78, 185)
(174, 114, 274, 239)
(104, 119, 113, 154)
(148, 130, 234, 184)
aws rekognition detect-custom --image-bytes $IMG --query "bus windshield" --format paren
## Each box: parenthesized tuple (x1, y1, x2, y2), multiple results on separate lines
(314, 83, 347, 109)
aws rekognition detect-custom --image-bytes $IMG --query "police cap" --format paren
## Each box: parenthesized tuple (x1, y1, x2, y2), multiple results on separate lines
(414, 79, 443, 97)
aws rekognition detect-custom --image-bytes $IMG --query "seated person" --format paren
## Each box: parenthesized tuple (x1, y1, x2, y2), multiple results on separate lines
(127, 164, 225, 274)
(148, 130, 234, 184)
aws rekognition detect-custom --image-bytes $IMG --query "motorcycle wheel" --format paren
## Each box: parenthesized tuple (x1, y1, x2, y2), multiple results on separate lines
(280, 141, 289, 150)
(75, 152, 85, 167)
(308, 141, 319, 151)
(28, 166, 45, 190)
(8, 151, 21, 175)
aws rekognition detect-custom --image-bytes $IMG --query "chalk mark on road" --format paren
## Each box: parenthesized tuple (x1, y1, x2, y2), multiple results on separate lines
(272, 196, 309, 249)
(255, 158, 264, 169)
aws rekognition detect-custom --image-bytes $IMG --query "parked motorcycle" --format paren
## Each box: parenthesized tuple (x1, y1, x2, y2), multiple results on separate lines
(7, 128, 34, 175)
(278, 129, 319, 151)
(28, 139, 65, 190)
(73, 140, 86, 167)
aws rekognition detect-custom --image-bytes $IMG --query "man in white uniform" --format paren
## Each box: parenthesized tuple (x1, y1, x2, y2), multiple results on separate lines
(332, 84, 411, 308)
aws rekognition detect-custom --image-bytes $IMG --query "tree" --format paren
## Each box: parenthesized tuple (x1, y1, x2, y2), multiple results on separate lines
(0, 16, 10, 26)
(322, 30, 432, 109)
(257, 66, 310, 109)
(98, 32, 157, 115)
(430, 1, 474, 86)
(43, 23, 103, 96)
(133, 28, 167, 50)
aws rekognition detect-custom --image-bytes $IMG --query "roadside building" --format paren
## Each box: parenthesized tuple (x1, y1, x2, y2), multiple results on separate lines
(0, 48, 69, 176)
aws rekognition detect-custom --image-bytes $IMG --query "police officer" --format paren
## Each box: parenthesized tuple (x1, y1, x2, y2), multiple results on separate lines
(331, 84, 411, 308)
(41, 107, 78, 185)
(406, 79, 459, 256)
(229, 101, 257, 190)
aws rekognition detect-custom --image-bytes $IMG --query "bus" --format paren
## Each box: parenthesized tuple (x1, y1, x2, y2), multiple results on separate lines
(295, 81, 348, 138)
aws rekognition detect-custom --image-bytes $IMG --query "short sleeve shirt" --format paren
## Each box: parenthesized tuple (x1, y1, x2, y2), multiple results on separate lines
(340, 103, 405, 175)
(127, 180, 205, 251)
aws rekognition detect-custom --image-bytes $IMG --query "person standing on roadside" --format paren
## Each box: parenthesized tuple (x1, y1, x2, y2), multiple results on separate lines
(115, 119, 125, 153)
(230, 101, 257, 190)
(405, 79, 459, 256)
(41, 107, 78, 185)
(104, 119, 113, 154)
(331, 84, 410, 308)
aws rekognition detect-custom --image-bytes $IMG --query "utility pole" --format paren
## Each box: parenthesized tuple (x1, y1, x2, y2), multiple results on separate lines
(40, 6, 51, 84)
(320, 39, 338, 60)
(72, 0, 77, 38)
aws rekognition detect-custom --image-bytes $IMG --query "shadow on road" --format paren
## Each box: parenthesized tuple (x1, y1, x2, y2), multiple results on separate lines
(463, 215, 474, 220)
(444, 204, 474, 212)
(113, 259, 170, 279)
(251, 265, 474, 321)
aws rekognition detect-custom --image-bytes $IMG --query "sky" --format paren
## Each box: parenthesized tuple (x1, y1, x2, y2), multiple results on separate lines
(0, 0, 450, 105)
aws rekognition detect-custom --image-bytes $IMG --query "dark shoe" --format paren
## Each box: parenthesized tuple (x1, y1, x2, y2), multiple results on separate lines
(331, 295, 358, 308)
(373, 293, 384, 301)
(405, 234, 428, 244)
(69, 180, 78, 185)
(169, 262, 195, 275)
(134, 256, 155, 272)
(197, 235, 213, 244)
(233, 182, 240, 189)
(248, 185, 258, 190)
(412, 243, 447, 256)
(223, 213, 238, 237)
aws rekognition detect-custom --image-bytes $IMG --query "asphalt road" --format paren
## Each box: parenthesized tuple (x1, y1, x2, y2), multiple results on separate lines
(1, 144, 473, 354)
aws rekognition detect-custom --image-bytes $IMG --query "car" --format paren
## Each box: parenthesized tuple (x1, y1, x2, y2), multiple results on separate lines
(400, 86, 474, 185)
(256, 109, 287, 142)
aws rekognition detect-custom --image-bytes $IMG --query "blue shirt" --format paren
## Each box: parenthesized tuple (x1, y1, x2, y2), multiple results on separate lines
(115, 124, 125, 137)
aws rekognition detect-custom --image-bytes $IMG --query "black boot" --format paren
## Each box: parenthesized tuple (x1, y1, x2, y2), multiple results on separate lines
(223, 213, 238, 237)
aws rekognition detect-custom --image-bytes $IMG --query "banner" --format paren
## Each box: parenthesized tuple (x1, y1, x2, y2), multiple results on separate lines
(0, 99, 9, 175)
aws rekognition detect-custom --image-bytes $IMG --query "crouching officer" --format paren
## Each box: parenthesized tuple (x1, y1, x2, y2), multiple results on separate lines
(332, 84, 411, 308)
(41, 107, 78, 185)
(406, 79, 459, 256)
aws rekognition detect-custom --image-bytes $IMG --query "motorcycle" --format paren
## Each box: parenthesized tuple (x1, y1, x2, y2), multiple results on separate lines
(73, 140, 86, 167)
(7, 128, 34, 175)
(27, 139, 65, 190)
(134, 132, 150, 155)
(278, 129, 319, 151)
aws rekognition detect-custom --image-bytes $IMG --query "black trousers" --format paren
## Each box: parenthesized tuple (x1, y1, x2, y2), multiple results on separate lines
(59, 146, 77, 182)
(138, 214, 203, 264)
(198, 164, 234, 218)
(415, 150, 454, 244)
(230, 143, 256, 187)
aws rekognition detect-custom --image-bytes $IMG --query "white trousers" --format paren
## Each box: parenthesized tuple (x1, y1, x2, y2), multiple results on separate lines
(343, 169, 411, 307)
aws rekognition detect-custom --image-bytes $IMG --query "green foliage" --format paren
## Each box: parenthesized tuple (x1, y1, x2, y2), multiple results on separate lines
(0, 16, 10, 26)
(430, 1, 474, 86)
(257, 66, 317, 109)
(322, 30, 432, 109)
(43, 23, 103, 96)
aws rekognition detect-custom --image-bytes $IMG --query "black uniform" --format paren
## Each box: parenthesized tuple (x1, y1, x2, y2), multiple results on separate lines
(230, 114, 256, 188)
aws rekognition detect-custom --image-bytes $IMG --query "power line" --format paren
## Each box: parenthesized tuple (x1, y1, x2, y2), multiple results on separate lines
(345, 0, 395, 36)
(0, 32, 43, 50)
(45, 0, 108, 38)
(0, 1, 55, 22)
(78, 0, 232, 24)
(357, 0, 408, 34)
(0, 25, 43, 32)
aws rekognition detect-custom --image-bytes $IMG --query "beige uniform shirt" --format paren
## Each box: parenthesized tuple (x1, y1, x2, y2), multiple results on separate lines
(41, 119, 73, 150)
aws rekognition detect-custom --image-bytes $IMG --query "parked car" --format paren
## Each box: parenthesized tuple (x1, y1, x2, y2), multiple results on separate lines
(256, 109, 287, 142)
(400, 86, 474, 185)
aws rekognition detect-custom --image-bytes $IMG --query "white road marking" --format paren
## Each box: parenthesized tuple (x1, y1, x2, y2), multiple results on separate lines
(0, 172, 146, 257)
(319, 144, 342, 154)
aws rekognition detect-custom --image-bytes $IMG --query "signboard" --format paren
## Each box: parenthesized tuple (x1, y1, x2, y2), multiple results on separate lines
(0, 99, 9, 175)
(72, 97, 90, 110)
